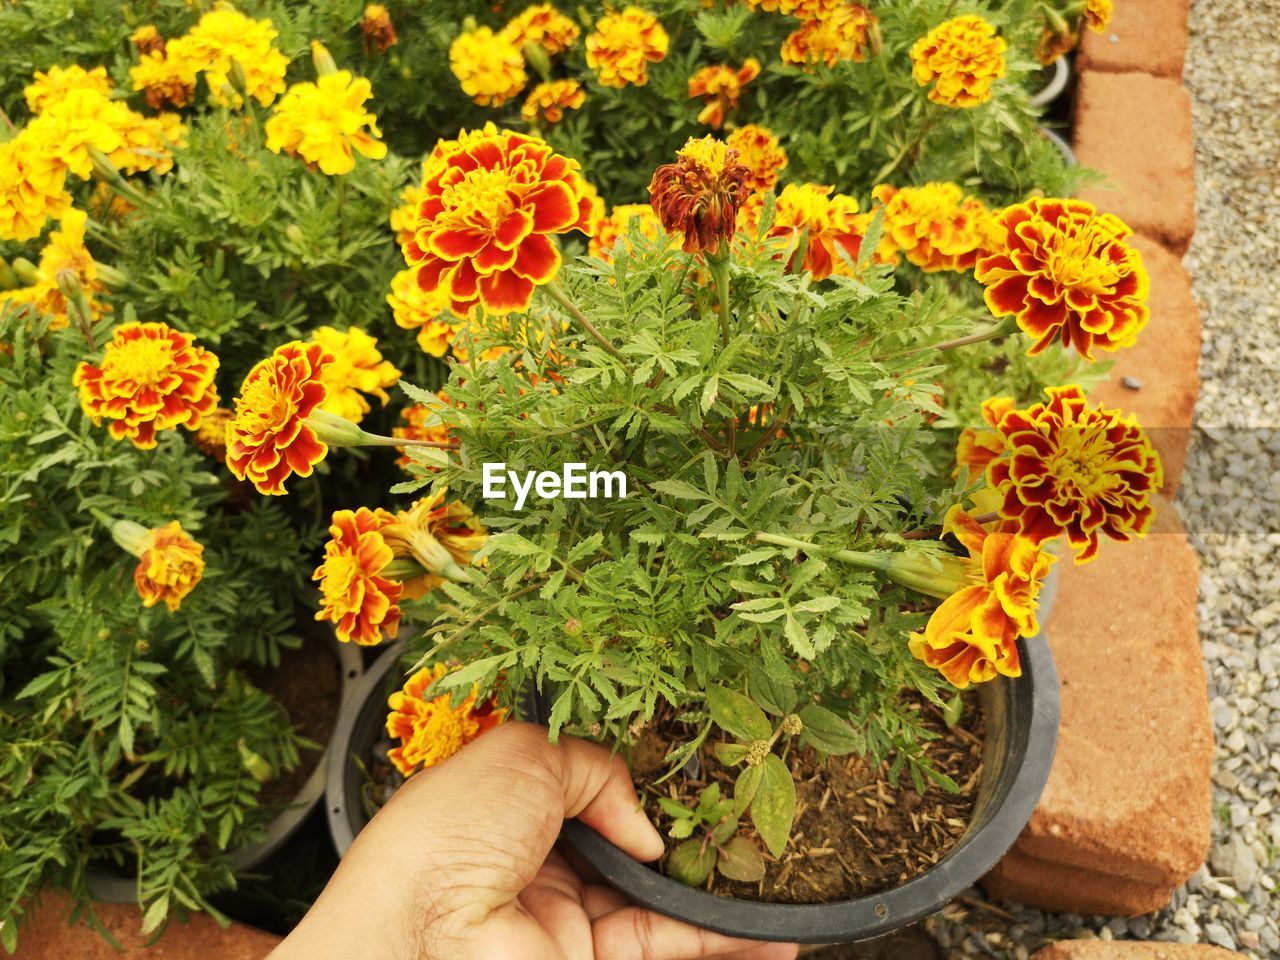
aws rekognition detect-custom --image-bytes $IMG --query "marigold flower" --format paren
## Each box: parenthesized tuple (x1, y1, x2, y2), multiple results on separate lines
(780, 4, 876, 71)
(742, 0, 842, 15)
(872, 182, 1001, 273)
(314, 507, 403, 645)
(649, 136, 750, 254)
(75, 321, 219, 449)
(753, 182, 893, 279)
(386, 662, 508, 776)
(166, 8, 289, 107)
(0, 135, 72, 242)
(955, 396, 1015, 480)
(976, 198, 1149, 359)
(395, 393, 453, 469)
(226, 341, 333, 495)
(382, 490, 488, 591)
(590, 203, 668, 260)
(726, 124, 787, 194)
(5, 208, 108, 329)
(310, 326, 401, 423)
(130, 51, 197, 110)
(979, 385, 1163, 563)
(910, 16, 1006, 108)
(265, 71, 387, 176)
(403, 125, 593, 315)
(522, 79, 586, 125)
(907, 507, 1054, 688)
(502, 3, 581, 56)
(1084, 0, 1112, 32)
(1036, 27, 1078, 65)
(450, 27, 528, 107)
(130, 520, 205, 612)
(387, 268, 466, 356)
(25, 89, 180, 179)
(688, 59, 760, 129)
(586, 7, 669, 88)
(24, 65, 113, 114)
(194, 407, 233, 461)
(131, 25, 167, 56)
(361, 4, 398, 53)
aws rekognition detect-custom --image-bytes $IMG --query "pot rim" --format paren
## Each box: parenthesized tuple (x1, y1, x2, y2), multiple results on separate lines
(87, 632, 364, 904)
(1029, 56, 1070, 108)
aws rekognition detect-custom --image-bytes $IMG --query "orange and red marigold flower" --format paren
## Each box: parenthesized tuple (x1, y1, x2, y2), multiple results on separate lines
(386, 662, 508, 777)
(958, 385, 1163, 564)
(522, 79, 586, 125)
(744, 182, 893, 279)
(590, 203, 668, 260)
(976, 198, 1150, 360)
(907, 507, 1054, 688)
(687, 59, 760, 129)
(649, 136, 750, 255)
(726, 124, 788, 195)
(226, 341, 332, 496)
(502, 3, 581, 56)
(586, 7, 669, 88)
(75, 321, 220, 450)
(132, 520, 206, 612)
(403, 125, 593, 316)
(781, 4, 876, 71)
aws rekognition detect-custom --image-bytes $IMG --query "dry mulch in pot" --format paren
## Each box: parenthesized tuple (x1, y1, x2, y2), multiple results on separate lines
(635, 693, 985, 903)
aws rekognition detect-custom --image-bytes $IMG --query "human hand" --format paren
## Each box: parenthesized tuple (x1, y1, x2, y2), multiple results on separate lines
(272, 722, 798, 960)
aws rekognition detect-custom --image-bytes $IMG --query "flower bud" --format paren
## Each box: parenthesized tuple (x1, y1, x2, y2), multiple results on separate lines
(0, 257, 19, 291)
(310, 41, 339, 77)
(88, 146, 126, 188)
(522, 41, 552, 82)
(564, 617, 583, 637)
(10, 258, 40, 285)
(227, 57, 249, 97)
(110, 518, 151, 558)
(305, 408, 367, 448)
(238, 739, 274, 783)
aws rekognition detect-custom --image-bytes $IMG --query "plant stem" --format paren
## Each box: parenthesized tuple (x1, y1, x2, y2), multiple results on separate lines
(875, 316, 1018, 361)
(545, 279, 625, 360)
(708, 251, 737, 456)
(740, 403, 793, 467)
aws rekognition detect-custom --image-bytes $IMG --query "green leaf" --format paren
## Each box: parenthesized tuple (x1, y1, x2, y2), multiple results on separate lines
(783, 615, 815, 658)
(748, 663, 797, 716)
(670, 818, 696, 839)
(733, 763, 763, 817)
(705, 685, 771, 742)
(751, 754, 796, 859)
(797, 704, 864, 756)
(732, 547, 779, 565)
(669, 838, 716, 886)
(942, 694, 964, 728)
(658, 797, 693, 819)
(487, 533, 544, 556)
(714, 742, 749, 766)
(140, 895, 170, 935)
(717, 836, 766, 883)
(700, 375, 720, 414)
(650, 479, 710, 501)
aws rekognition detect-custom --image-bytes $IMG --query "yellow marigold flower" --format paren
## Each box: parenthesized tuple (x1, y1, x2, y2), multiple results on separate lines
(194, 407, 233, 461)
(906, 507, 1054, 688)
(976, 385, 1163, 564)
(24, 64, 113, 114)
(742, 0, 843, 15)
(649, 136, 750, 254)
(107, 105, 183, 177)
(5, 208, 108, 329)
(502, 3, 581, 56)
(394, 393, 453, 469)
(361, 4, 398, 54)
(781, 4, 876, 71)
(726, 124, 787, 194)
(310, 325, 401, 424)
(226, 341, 333, 496)
(386, 662, 508, 777)
(872, 182, 1000, 273)
(382, 490, 488, 592)
(687, 59, 760, 129)
(911, 16, 1007, 109)
(977, 198, 1149, 359)
(589, 203, 668, 260)
(0, 134, 72, 242)
(314, 506, 403, 645)
(450, 26, 528, 107)
(265, 71, 388, 176)
(388, 267, 466, 356)
(74, 321, 220, 449)
(130, 51, 197, 110)
(522, 79, 586, 125)
(586, 7, 669, 89)
(751, 182, 894, 279)
(128, 520, 205, 612)
(404, 125, 593, 315)
(24, 89, 123, 179)
(1084, 0, 1112, 32)
(131, 25, 167, 56)
(167, 7, 290, 107)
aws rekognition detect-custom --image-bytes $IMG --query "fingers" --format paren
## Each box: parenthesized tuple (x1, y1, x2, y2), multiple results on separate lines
(549, 730, 665, 862)
(593, 906, 798, 960)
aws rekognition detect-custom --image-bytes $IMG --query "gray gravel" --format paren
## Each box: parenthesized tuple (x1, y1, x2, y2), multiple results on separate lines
(925, 0, 1280, 953)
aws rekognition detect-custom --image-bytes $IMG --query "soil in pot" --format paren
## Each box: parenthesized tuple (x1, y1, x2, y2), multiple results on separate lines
(634, 693, 984, 904)
(248, 638, 341, 805)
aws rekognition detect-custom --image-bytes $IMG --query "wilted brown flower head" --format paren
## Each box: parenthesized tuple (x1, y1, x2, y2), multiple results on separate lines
(648, 136, 750, 254)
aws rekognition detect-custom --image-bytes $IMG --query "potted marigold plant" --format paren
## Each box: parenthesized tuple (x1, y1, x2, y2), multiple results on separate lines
(319, 119, 1159, 942)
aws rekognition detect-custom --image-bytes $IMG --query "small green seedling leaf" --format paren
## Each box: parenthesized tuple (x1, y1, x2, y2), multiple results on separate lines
(717, 836, 766, 883)
(669, 839, 717, 886)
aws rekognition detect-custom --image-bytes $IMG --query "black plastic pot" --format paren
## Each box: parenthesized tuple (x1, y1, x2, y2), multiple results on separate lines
(87, 634, 364, 903)
(328, 590, 1059, 945)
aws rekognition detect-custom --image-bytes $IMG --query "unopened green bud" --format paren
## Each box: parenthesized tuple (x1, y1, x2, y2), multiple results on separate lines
(228, 57, 249, 97)
(238, 739, 274, 783)
(564, 618, 583, 637)
(310, 41, 338, 77)
(110, 518, 150, 558)
(305, 408, 367, 448)
(285, 223, 305, 245)
(11, 257, 40, 286)
(522, 41, 552, 83)
(0, 256, 18, 291)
